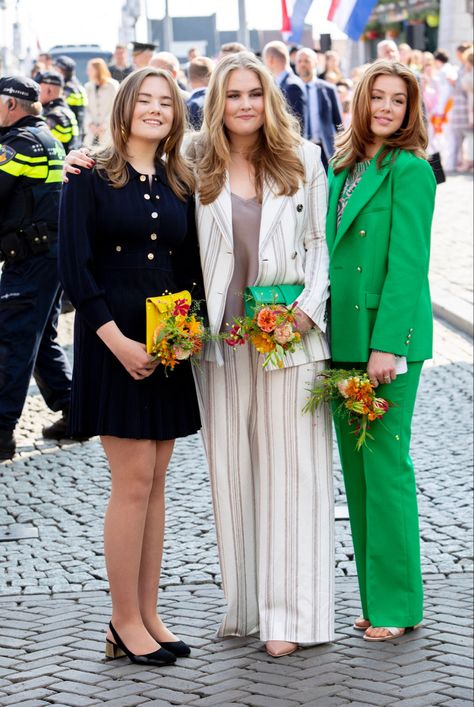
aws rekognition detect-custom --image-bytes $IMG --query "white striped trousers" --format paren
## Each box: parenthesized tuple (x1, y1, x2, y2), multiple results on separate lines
(193, 344, 335, 643)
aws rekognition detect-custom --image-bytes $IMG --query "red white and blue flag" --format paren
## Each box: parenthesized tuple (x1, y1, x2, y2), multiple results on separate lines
(327, 0, 378, 41)
(281, 0, 314, 44)
(281, 0, 292, 33)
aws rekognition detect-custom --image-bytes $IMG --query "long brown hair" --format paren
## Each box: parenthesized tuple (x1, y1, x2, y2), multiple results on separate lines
(332, 60, 428, 174)
(93, 67, 194, 199)
(195, 51, 305, 205)
(88, 58, 111, 86)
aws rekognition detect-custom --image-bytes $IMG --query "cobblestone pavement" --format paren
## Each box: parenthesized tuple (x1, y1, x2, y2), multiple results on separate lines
(430, 173, 473, 309)
(1, 171, 473, 705)
(0, 315, 472, 706)
(0, 574, 472, 707)
(1, 317, 472, 591)
(429, 174, 473, 332)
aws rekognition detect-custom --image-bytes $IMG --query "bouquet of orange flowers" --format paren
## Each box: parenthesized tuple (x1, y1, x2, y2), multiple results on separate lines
(225, 302, 302, 369)
(303, 369, 393, 450)
(149, 296, 207, 374)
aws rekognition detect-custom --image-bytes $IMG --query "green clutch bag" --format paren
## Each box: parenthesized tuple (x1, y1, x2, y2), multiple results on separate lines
(244, 284, 304, 317)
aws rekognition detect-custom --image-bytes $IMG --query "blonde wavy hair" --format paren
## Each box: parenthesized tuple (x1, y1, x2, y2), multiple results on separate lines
(94, 67, 194, 199)
(195, 52, 304, 205)
(332, 60, 428, 174)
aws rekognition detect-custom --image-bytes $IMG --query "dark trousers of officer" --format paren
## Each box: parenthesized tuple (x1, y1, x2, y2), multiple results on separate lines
(0, 243, 72, 432)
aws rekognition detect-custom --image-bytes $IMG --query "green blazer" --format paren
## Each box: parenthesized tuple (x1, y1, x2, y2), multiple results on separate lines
(327, 149, 436, 363)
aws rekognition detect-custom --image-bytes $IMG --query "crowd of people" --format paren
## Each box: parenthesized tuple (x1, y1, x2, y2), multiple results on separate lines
(0, 30, 471, 665)
(27, 37, 473, 173)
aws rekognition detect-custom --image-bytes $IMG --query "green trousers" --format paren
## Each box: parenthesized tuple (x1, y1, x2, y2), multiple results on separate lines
(333, 362, 424, 627)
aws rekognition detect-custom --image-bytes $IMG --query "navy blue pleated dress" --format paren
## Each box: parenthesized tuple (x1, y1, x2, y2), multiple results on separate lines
(58, 162, 203, 440)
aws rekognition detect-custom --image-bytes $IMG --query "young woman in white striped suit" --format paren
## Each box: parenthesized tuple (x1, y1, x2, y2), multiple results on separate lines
(192, 52, 334, 657)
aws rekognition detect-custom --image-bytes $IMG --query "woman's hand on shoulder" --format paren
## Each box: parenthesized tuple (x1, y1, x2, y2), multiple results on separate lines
(62, 148, 95, 183)
(367, 351, 396, 388)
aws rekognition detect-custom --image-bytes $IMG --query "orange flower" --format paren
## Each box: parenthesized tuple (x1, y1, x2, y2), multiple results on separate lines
(251, 332, 275, 353)
(360, 381, 373, 395)
(181, 316, 202, 337)
(257, 308, 278, 333)
(345, 377, 361, 398)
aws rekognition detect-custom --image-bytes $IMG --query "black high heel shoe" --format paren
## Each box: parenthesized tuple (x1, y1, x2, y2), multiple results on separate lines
(158, 639, 191, 657)
(105, 622, 176, 666)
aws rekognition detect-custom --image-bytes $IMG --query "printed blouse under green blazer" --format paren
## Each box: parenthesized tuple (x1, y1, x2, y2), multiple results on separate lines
(327, 149, 436, 363)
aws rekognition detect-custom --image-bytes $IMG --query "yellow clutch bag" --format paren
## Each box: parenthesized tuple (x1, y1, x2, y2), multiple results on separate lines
(146, 290, 191, 354)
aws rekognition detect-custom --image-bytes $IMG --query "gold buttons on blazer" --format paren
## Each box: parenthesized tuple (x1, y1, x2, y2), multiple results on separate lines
(115, 245, 122, 252)
(144, 194, 150, 200)
(139, 175, 146, 182)
(147, 253, 155, 260)
(405, 340, 410, 345)
(151, 212, 158, 219)
(359, 229, 366, 237)
(150, 233, 157, 240)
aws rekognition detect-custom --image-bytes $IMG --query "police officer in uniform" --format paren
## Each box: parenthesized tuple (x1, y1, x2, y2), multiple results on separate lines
(131, 41, 156, 69)
(0, 76, 75, 461)
(38, 71, 80, 153)
(53, 55, 87, 142)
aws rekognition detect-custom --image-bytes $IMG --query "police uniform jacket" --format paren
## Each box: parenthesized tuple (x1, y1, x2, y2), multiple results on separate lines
(64, 78, 87, 138)
(327, 149, 436, 363)
(43, 98, 80, 153)
(0, 115, 65, 237)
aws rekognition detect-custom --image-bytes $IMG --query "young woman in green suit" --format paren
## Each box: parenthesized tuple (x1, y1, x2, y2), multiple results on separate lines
(327, 61, 436, 641)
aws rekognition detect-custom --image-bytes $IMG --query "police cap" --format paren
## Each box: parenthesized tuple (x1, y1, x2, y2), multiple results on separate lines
(0, 75, 40, 102)
(53, 55, 76, 71)
(37, 71, 64, 87)
(131, 41, 157, 54)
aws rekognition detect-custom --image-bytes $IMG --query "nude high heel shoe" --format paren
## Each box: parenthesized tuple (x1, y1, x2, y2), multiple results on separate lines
(265, 640, 298, 657)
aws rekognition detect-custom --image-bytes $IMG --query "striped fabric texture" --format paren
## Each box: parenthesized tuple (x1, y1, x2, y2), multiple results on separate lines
(194, 345, 335, 643)
(195, 140, 331, 370)
(193, 141, 335, 641)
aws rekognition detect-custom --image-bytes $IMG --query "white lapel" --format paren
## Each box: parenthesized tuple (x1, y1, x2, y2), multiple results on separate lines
(258, 179, 288, 256)
(207, 172, 233, 250)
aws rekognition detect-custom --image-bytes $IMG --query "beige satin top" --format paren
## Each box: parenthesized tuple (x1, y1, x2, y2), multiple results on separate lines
(221, 193, 262, 331)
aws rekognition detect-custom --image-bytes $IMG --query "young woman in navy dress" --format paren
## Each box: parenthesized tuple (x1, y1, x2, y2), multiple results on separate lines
(59, 68, 202, 665)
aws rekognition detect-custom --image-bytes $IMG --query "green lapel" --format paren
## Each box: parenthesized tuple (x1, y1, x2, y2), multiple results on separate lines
(330, 154, 391, 254)
(326, 166, 347, 254)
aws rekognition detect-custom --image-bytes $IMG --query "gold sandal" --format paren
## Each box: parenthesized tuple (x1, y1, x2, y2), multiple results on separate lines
(363, 624, 421, 642)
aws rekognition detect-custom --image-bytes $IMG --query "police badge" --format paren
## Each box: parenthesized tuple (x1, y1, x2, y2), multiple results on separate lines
(0, 144, 15, 165)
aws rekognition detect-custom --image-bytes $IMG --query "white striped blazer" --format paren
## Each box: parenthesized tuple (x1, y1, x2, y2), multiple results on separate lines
(195, 139, 331, 369)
